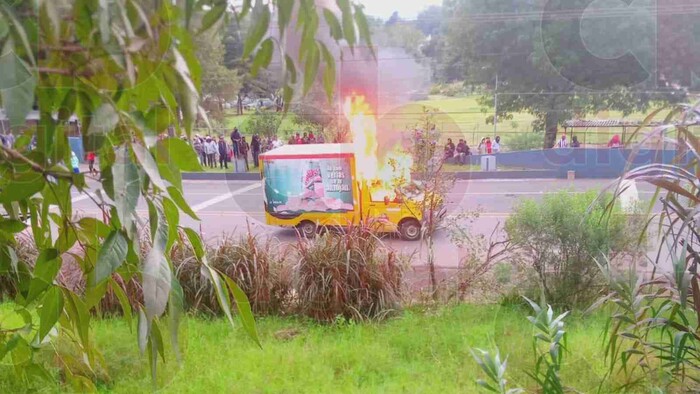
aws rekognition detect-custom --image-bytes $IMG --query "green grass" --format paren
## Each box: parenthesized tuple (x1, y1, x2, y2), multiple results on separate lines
(1, 304, 645, 393)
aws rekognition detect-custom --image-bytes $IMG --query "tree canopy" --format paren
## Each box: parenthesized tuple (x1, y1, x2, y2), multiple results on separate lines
(441, 0, 688, 147)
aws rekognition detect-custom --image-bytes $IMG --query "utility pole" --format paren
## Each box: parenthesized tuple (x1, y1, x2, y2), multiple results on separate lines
(493, 72, 498, 136)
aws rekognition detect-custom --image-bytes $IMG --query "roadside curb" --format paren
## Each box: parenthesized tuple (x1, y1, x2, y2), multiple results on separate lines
(181, 169, 564, 181)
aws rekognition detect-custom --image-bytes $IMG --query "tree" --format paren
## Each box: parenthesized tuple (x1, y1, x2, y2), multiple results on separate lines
(415, 5, 443, 36)
(443, 0, 687, 148)
(0, 0, 372, 388)
(196, 31, 241, 121)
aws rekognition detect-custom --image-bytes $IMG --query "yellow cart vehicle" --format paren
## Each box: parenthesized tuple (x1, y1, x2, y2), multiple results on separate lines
(259, 143, 423, 240)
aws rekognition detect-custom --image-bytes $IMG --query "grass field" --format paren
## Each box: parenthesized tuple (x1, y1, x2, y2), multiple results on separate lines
(1, 304, 647, 393)
(216, 96, 680, 148)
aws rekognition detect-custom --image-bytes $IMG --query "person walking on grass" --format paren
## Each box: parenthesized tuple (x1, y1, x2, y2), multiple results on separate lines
(251, 135, 261, 167)
(240, 136, 250, 171)
(218, 135, 229, 169)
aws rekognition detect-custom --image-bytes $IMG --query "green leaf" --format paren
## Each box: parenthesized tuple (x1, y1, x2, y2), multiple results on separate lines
(26, 249, 61, 305)
(94, 230, 128, 284)
(303, 42, 320, 95)
(242, 3, 270, 58)
(251, 38, 273, 77)
(199, 3, 226, 33)
(156, 138, 202, 172)
(109, 277, 132, 327)
(319, 43, 336, 103)
(0, 171, 45, 204)
(222, 274, 261, 347)
(277, 0, 294, 39)
(337, 0, 355, 48)
(167, 186, 199, 220)
(147, 198, 158, 243)
(0, 48, 36, 126)
(143, 247, 171, 320)
(143, 205, 171, 320)
(238, 0, 252, 20)
(78, 217, 111, 239)
(283, 84, 294, 112)
(161, 197, 179, 251)
(39, 286, 63, 341)
(87, 103, 119, 137)
(182, 227, 205, 260)
(137, 307, 148, 355)
(284, 55, 297, 84)
(323, 9, 342, 41)
(132, 143, 167, 190)
(0, 218, 26, 233)
(112, 147, 140, 234)
(353, 4, 373, 49)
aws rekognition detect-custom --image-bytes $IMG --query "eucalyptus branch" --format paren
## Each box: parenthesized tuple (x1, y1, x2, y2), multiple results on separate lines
(0, 145, 74, 180)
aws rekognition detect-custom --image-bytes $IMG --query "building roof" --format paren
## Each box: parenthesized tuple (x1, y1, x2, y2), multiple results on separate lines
(260, 143, 355, 159)
(564, 119, 645, 128)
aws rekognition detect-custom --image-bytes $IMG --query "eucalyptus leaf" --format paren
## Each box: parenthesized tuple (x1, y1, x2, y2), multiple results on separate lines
(94, 230, 128, 284)
(112, 147, 139, 234)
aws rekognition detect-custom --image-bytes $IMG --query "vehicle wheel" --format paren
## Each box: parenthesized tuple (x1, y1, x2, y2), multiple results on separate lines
(399, 219, 421, 241)
(297, 221, 317, 238)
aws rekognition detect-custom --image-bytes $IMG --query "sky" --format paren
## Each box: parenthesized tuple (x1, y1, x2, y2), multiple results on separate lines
(358, 0, 442, 20)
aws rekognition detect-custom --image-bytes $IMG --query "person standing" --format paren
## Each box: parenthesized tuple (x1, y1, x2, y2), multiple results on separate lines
(230, 127, 242, 158)
(273, 136, 283, 149)
(477, 138, 486, 155)
(555, 134, 569, 148)
(70, 151, 80, 174)
(239, 136, 250, 171)
(218, 136, 229, 169)
(193, 135, 205, 166)
(86, 151, 97, 175)
(205, 136, 217, 168)
(492, 136, 501, 153)
(485, 137, 493, 154)
(317, 134, 325, 144)
(251, 135, 261, 167)
(295, 133, 303, 144)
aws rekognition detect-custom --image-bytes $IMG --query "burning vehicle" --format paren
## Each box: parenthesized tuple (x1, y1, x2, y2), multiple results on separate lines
(259, 95, 430, 240)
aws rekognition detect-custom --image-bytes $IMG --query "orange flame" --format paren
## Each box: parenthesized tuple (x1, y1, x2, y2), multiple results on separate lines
(343, 95, 413, 200)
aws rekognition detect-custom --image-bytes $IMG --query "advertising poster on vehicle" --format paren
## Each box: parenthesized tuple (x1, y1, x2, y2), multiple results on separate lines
(263, 157, 355, 214)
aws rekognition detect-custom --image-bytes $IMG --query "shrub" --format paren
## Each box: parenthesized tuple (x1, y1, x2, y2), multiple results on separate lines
(174, 232, 292, 316)
(505, 132, 543, 151)
(505, 191, 642, 308)
(293, 225, 405, 322)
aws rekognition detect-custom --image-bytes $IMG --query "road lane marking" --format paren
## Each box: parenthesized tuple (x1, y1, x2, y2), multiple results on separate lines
(190, 183, 261, 212)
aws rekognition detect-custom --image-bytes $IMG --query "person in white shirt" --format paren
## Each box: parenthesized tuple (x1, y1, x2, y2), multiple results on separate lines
(555, 134, 569, 148)
(492, 136, 501, 153)
(272, 136, 283, 149)
(204, 136, 218, 168)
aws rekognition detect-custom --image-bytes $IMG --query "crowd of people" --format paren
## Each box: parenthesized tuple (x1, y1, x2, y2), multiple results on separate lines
(443, 136, 502, 165)
(189, 128, 327, 171)
(287, 131, 325, 145)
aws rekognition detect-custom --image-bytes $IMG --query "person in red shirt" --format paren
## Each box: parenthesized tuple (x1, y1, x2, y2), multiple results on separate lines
(295, 133, 303, 144)
(485, 137, 493, 154)
(86, 151, 97, 175)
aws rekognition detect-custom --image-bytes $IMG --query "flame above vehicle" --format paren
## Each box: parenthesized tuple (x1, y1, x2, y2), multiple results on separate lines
(342, 95, 413, 201)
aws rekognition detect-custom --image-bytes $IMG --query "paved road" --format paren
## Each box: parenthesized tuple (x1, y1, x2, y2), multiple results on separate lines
(70, 178, 662, 269)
